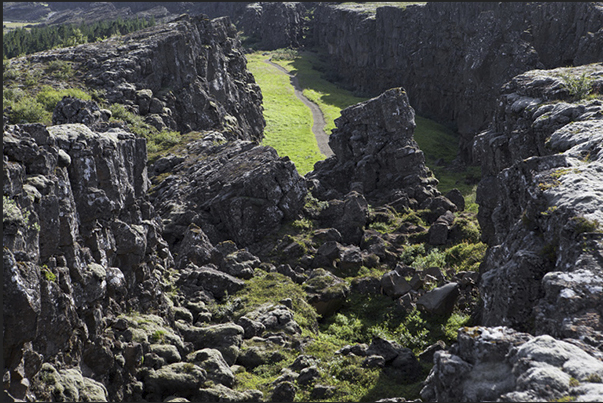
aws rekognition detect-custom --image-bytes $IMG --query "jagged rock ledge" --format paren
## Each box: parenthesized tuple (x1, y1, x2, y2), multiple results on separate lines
(423, 63, 603, 402)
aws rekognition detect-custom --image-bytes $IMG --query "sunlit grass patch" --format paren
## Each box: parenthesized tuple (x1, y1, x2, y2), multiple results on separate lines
(246, 52, 324, 175)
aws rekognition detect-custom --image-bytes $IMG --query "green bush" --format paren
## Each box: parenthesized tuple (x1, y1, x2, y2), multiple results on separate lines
(7, 96, 51, 124)
(36, 85, 92, 112)
(444, 242, 487, 272)
(561, 72, 593, 100)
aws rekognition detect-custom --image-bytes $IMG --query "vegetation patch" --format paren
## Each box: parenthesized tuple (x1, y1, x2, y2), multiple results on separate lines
(245, 51, 324, 175)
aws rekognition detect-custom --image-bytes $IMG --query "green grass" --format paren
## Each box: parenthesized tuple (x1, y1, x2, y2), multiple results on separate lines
(270, 50, 368, 135)
(246, 52, 325, 175)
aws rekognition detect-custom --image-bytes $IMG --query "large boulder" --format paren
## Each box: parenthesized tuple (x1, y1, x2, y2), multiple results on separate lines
(152, 136, 307, 249)
(307, 87, 441, 208)
(421, 326, 603, 402)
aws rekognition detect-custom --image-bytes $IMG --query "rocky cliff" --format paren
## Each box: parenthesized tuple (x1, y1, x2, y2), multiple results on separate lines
(3, 120, 173, 401)
(311, 2, 603, 161)
(20, 14, 265, 141)
(421, 63, 603, 402)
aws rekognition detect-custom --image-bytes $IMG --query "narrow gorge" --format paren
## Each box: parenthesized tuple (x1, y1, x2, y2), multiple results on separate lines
(3, 2, 603, 403)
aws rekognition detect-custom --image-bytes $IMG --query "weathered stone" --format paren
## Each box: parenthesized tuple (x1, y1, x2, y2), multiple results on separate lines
(416, 282, 459, 316)
(145, 362, 207, 399)
(297, 365, 320, 386)
(152, 138, 307, 248)
(176, 263, 245, 300)
(421, 326, 603, 402)
(380, 269, 412, 299)
(270, 380, 296, 402)
(187, 348, 235, 387)
(177, 322, 243, 366)
(308, 88, 439, 208)
(303, 268, 350, 318)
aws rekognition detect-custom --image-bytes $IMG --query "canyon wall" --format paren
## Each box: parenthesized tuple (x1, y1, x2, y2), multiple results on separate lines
(311, 2, 603, 161)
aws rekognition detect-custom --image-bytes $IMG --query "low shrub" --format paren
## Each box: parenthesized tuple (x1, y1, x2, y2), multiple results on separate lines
(36, 85, 92, 112)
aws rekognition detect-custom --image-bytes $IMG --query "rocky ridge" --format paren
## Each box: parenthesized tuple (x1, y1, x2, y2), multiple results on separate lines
(422, 63, 603, 402)
(12, 14, 265, 142)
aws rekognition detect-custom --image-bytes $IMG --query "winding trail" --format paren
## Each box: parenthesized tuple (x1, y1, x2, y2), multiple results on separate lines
(264, 58, 334, 158)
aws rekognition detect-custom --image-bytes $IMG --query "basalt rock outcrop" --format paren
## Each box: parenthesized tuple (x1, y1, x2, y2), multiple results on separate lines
(3, 119, 173, 401)
(421, 326, 603, 402)
(311, 2, 603, 162)
(473, 63, 603, 342)
(21, 14, 265, 141)
(149, 133, 307, 251)
(422, 64, 603, 402)
(308, 87, 441, 209)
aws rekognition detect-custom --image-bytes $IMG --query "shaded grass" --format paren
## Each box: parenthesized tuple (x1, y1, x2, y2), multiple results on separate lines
(245, 52, 324, 175)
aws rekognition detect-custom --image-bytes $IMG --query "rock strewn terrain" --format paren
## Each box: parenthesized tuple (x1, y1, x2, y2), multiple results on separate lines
(311, 2, 603, 161)
(18, 14, 265, 141)
(422, 64, 603, 402)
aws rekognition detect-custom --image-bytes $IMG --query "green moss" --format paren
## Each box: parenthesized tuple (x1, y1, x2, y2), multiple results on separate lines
(572, 216, 600, 235)
(444, 242, 487, 272)
(232, 271, 318, 332)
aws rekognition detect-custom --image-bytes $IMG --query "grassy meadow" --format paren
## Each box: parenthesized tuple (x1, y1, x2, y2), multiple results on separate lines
(245, 52, 325, 175)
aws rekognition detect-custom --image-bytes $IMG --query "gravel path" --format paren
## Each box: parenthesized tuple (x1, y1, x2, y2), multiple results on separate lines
(265, 59, 334, 158)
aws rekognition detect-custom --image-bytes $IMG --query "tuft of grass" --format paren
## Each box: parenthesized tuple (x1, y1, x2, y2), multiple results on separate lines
(560, 72, 594, 101)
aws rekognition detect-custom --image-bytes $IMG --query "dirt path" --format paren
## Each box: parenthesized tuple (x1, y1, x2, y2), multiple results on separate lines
(265, 59, 334, 158)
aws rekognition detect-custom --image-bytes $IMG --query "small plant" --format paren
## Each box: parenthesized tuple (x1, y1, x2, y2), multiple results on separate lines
(45, 60, 73, 79)
(572, 216, 600, 235)
(569, 377, 580, 387)
(40, 266, 57, 282)
(561, 72, 593, 100)
(150, 329, 166, 343)
(291, 217, 314, 232)
(586, 373, 602, 383)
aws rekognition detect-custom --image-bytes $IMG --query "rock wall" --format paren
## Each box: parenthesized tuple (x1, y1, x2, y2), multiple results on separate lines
(311, 2, 603, 161)
(3, 120, 173, 401)
(26, 14, 265, 141)
(422, 63, 603, 402)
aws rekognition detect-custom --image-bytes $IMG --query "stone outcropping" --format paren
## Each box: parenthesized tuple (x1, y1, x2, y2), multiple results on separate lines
(311, 2, 603, 161)
(423, 64, 603, 402)
(3, 120, 173, 401)
(307, 87, 441, 209)
(150, 132, 307, 249)
(24, 14, 265, 141)
(421, 326, 603, 402)
(473, 63, 603, 342)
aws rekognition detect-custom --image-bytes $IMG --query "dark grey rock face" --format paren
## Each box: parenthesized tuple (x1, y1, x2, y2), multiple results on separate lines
(421, 326, 603, 402)
(3, 122, 173, 401)
(151, 135, 307, 249)
(307, 87, 440, 208)
(28, 14, 265, 141)
(238, 2, 306, 50)
(311, 2, 603, 161)
(472, 64, 603, 341)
